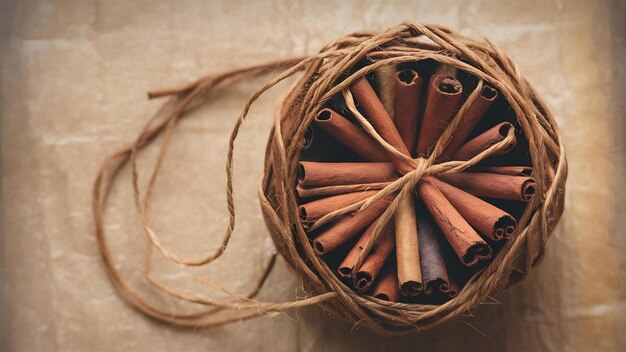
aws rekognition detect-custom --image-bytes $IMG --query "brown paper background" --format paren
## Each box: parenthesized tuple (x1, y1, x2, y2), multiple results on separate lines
(1, 0, 624, 351)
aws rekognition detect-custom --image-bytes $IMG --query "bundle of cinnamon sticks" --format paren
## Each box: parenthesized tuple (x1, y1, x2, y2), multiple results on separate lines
(297, 62, 536, 304)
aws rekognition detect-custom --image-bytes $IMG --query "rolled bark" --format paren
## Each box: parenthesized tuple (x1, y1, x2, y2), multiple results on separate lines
(353, 220, 395, 292)
(374, 65, 397, 122)
(452, 122, 517, 161)
(446, 277, 460, 299)
(372, 260, 399, 302)
(338, 216, 384, 278)
(297, 161, 397, 187)
(416, 75, 463, 157)
(394, 69, 423, 153)
(439, 85, 498, 160)
(314, 108, 389, 162)
(470, 165, 532, 177)
(299, 190, 377, 223)
(440, 238, 470, 300)
(417, 207, 450, 295)
(417, 178, 492, 267)
(296, 182, 390, 199)
(438, 172, 538, 202)
(312, 197, 391, 255)
(394, 195, 422, 296)
(350, 76, 412, 170)
(430, 178, 517, 241)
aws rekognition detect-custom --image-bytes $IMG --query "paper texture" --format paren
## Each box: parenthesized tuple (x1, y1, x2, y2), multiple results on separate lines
(1, 0, 624, 351)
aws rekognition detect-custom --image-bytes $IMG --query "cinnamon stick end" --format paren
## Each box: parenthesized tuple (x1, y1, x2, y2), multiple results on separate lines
(296, 163, 306, 183)
(435, 76, 462, 95)
(481, 85, 498, 101)
(354, 272, 372, 292)
(316, 109, 332, 121)
(397, 69, 419, 86)
(425, 278, 449, 295)
(462, 243, 492, 267)
(498, 123, 517, 152)
(522, 179, 538, 201)
(338, 267, 352, 279)
(498, 122, 514, 137)
(298, 207, 308, 221)
(313, 240, 325, 255)
(400, 281, 423, 296)
(493, 215, 517, 240)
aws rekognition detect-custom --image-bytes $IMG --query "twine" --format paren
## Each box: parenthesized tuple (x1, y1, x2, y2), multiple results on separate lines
(93, 22, 567, 333)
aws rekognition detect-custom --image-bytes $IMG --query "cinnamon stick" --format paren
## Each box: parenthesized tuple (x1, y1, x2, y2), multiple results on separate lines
(312, 198, 391, 254)
(353, 220, 395, 292)
(297, 161, 397, 187)
(296, 182, 390, 198)
(416, 75, 463, 157)
(417, 207, 450, 295)
(338, 217, 384, 278)
(299, 190, 377, 223)
(417, 178, 492, 267)
(394, 195, 422, 296)
(394, 69, 423, 153)
(314, 108, 389, 162)
(440, 236, 473, 300)
(350, 76, 412, 170)
(446, 277, 460, 299)
(372, 260, 399, 302)
(470, 165, 532, 176)
(438, 172, 538, 202)
(374, 65, 397, 122)
(451, 122, 517, 161)
(430, 178, 517, 241)
(439, 85, 498, 160)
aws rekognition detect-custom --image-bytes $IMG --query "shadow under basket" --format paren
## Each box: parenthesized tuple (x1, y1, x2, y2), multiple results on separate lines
(260, 23, 567, 333)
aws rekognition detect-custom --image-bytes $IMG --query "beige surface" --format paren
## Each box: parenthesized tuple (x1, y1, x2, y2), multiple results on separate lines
(1, 0, 625, 351)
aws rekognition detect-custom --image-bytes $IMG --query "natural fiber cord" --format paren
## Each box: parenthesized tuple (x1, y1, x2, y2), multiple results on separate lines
(93, 22, 567, 333)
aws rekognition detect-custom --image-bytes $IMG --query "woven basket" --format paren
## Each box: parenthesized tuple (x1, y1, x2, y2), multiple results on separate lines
(259, 23, 567, 333)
